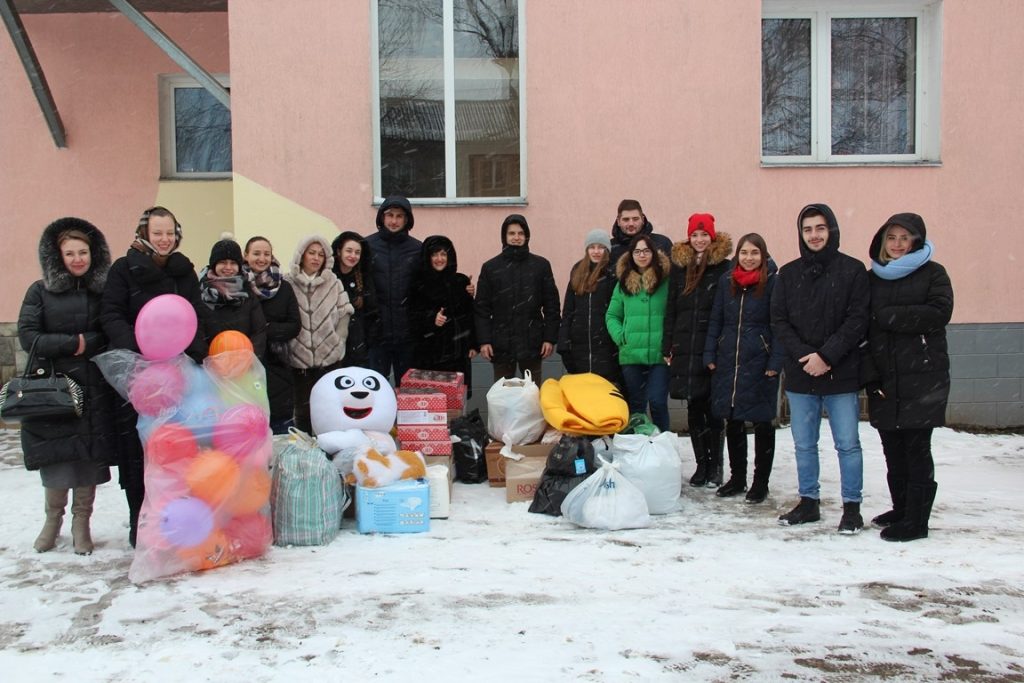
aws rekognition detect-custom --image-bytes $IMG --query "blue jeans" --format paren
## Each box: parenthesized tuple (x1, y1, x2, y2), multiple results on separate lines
(621, 364, 670, 432)
(368, 341, 414, 386)
(786, 391, 863, 503)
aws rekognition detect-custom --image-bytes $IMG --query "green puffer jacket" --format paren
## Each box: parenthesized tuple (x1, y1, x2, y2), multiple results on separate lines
(605, 251, 671, 365)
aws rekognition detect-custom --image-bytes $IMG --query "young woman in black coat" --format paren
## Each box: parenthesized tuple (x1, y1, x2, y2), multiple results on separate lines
(663, 213, 732, 487)
(17, 218, 114, 555)
(100, 206, 207, 547)
(863, 213, 953, 542)
(409, 235, 477, 387)
(703, 233, 784, 503)
(332, 231, 379, 368)
(200, 237, 267, 356)
(557, 229, 622, 388)
(243, 236, 300, 434)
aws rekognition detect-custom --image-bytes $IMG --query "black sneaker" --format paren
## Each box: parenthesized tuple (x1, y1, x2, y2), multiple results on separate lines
(838, 502, 864, 535)
(778, 497, 820, 525)
(716, 478, 747, 498)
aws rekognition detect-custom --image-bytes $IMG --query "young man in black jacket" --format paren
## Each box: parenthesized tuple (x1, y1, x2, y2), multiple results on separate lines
(771, 203, 870, 534)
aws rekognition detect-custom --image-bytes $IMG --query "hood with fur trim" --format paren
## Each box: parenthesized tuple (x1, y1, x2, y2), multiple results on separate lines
(289, 235, 335, 280)
(38, 216, 111, 294)
(670, 231, 733, 269)
(615, 250, 671, 295)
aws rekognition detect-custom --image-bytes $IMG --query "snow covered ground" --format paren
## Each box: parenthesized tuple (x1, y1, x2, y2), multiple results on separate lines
(0, 423, 1022, 682)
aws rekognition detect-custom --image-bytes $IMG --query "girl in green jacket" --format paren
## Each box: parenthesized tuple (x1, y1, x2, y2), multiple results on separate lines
(606, 234, 672, 431)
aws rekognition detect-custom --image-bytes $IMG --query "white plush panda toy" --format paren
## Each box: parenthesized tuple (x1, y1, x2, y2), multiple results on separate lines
(310, 367, 399, 476)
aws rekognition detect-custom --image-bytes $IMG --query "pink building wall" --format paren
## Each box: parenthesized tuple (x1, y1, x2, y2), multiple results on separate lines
(2, 2, 1023, 325)
(0, 12, 229, 321)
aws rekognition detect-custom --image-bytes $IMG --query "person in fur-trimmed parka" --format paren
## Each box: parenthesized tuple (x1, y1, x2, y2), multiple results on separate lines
(662, 213, 733, 488)
(284, 234, 354, 433)
(19, 217, 114, 555)
(101, 206, 207, 547)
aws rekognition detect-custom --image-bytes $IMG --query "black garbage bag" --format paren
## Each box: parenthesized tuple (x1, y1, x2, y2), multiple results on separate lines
(451, 409, 490, 484)
(529, 435, 597, 515)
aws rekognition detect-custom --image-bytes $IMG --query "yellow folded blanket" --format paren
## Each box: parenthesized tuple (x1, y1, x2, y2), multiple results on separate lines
(540, 373, 629, 436)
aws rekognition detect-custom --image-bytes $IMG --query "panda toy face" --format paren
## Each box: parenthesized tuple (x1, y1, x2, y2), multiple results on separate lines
(310, 367, 397, 436)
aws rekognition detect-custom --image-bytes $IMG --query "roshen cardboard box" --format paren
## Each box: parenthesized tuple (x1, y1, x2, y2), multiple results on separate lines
(397, 424, 450, 443)
(505, 456, 548, 503)
(396, 388, 447, 424)
(404, 440, 452, 456)
(401, 369, 466, 410)
(484, 440, 555, 487)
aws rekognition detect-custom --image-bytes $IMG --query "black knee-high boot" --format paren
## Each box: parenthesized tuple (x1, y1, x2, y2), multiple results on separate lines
(746, 421, 775, 503)
(717, 420, 748, 497)
(125, 483, 144, 549)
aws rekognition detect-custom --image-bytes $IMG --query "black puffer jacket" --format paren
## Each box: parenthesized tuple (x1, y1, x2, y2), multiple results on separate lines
(199, 272, 267, 357)
(409, 235, 476, 374)
(17, 217, 115, 471)
(255, 277, 300, 423)
(771, 203, 870, 395)
(863, 213, 953, 430)
(332, 231, 380, 366)
(703, 262, 785, 422)
(101, 246, 206, 489)
(663, 233, 733, 400)
(609, 218, 673, 264)
(365, 196, 421, 345)
(557, 260, 621, 384)
(475, 215, 561, 364)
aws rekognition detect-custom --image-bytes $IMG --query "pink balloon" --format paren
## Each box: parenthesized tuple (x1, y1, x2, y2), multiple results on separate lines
(128, 362, 186, 416)
(136, 294, 198, 361)
(212, 404, 270, 460)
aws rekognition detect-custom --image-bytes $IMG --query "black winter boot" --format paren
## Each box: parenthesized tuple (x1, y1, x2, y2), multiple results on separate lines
(705, 428, 725, 489)
(746, 423, 775, 503)
(125, 485, 144, 549)
(838, 501, 864, 535)
(881, 481, 937, 542)
(871, 474, 908, 527)
(718, 421, 748, 497)
(778, 497, 820, 526)
(688, 430, 709, 487)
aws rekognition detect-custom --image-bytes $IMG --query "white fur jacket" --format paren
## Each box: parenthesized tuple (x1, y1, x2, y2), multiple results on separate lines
(284, 235, 355, 369)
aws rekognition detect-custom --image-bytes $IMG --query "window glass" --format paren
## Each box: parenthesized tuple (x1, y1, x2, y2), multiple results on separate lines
(762, 18, 811, 156)
(173, 87, 232, 174)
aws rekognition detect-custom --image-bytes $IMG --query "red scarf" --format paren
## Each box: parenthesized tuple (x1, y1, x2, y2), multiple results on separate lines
(732, 264, 761, 288)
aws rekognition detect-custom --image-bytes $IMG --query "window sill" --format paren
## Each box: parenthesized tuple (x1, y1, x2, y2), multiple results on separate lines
(371, 197, 528, 208)
(159, 176, 233, 182)
(760, 161, 942, 168)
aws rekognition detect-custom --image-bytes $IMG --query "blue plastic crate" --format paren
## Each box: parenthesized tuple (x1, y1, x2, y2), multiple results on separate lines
(355, 479, 431, 534)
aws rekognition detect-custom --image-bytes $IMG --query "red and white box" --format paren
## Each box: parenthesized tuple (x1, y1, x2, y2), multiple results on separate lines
(396, 388, 447, 425)
(401, 369, 466, 410)
(397, 424, 450, 444)
(403, 440, 453, 456)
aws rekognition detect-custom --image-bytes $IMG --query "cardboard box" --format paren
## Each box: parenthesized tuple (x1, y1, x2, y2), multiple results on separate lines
(484, 440, 555, 487)
(401, 369, 466, 410)
(397, 424, 450, 444)
(356, 480, 430, 534)
(505, 456, 548, 503)
(404, 440, 453, 456)
(396, 388, 447, 424)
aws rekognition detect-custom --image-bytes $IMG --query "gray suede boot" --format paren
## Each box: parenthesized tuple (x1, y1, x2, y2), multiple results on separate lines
(71, 486, 97, 555)
(34, 488, 68, 552)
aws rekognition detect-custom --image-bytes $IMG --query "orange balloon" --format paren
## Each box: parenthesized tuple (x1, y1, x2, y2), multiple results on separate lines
(225, 467, 272, 515)
(185, 450, 241, 506)
(178, 529, 233, 571)
(208, 331, 255, 379)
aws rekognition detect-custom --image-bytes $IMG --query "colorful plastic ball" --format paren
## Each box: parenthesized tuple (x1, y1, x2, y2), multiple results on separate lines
(223, 514, 272, 559)
(128, 361, 187, 416)
(159, 497, 214, 548)
(209, 330, 254, 356)
(207, 331, 255, 379)
(177, 529, 233, 571)
(136, 294, 198, 361)
(185, 450, 241, 506)
(225, 467, 272, 516)
(212, 404, 270, 459)
(219, 367, 270, 413)
(171, 383, 224, 443)
(145, 423, 199, 467)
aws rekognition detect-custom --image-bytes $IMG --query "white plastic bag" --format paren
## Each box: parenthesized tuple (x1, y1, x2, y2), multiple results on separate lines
(486, 370, 546, 448)
(560, 456, 650, 530)
(611, 431, 682, 514)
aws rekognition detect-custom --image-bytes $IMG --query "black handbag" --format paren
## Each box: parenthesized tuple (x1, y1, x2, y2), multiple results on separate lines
(0, 339, 84, 422)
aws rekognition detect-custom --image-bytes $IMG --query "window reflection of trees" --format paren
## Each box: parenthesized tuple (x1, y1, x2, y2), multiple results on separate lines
(762, 18, 811, 156)
(174, 88, 231, 174)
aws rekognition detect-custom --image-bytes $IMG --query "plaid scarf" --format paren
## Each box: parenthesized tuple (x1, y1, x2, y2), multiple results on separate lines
(200, 269, 249, 308)
(242, 261, 283, 300)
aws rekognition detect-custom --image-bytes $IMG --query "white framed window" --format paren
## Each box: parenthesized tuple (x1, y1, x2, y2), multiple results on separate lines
(762, 0, 941, 165)
(371, 0, 526, 203)
(158, 73, 232, 179)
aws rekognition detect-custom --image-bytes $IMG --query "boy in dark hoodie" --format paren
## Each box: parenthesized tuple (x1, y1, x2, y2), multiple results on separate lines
(475, 214, 560, 381)
(365, 195, 422, 384)
(609, 199, 673, 264)
(771, 203, 870, 534)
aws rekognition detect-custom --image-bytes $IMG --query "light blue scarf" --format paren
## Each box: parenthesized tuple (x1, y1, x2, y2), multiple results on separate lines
(871, 239, 933, 280)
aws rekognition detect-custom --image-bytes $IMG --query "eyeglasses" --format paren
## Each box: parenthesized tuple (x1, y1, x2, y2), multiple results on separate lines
(632, 248, 652, 256)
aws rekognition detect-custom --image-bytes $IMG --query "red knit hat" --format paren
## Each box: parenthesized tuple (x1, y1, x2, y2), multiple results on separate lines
(687, 213, 716, 240)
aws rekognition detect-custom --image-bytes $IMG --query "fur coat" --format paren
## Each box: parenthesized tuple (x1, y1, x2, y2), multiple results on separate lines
(284, 235, 355, 370)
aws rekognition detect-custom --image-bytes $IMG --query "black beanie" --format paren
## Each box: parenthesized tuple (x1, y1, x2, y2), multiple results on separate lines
(209, 238, 244, 270)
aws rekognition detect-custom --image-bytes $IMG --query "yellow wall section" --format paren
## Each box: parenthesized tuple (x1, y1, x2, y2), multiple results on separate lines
(155, 180, 235, 270)
(232, 174, 339, 264)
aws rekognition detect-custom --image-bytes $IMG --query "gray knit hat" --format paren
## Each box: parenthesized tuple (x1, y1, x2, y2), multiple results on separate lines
(584, 229, 612, 251)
